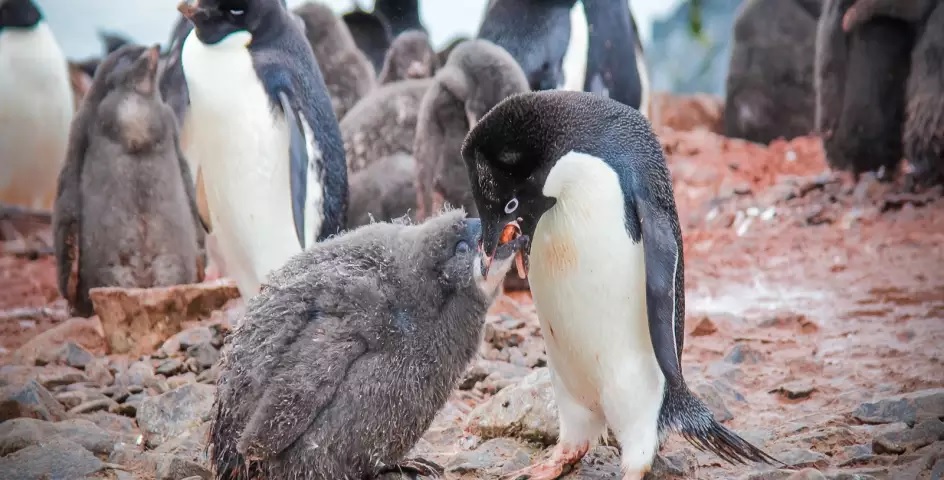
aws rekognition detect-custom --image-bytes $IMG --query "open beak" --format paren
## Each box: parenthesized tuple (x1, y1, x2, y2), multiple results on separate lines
(482, 220, 528, 280)
(177, 0, 202, 20)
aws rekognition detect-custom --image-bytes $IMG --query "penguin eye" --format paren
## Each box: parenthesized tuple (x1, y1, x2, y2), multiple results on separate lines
(504, 197, 519, 214)
(455, 240, 471, 255)
(229, 9, 245, 16)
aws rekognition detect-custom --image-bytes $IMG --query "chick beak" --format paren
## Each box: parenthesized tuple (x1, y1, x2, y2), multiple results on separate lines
(406, 61, 426, 78)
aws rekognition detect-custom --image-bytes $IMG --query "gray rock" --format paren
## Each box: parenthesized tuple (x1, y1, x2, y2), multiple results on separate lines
(743, 470, 796, 480)
(465, 368, 558, 445)
(0, 437, 105, 480)
(725, 343, 764, 364)
(873, 419, 944, 455)
(827, 474, 880, 480)
(0, 379, 67, 421)
(651, 450, 697, 477)
(56, 342, 94, 369)
(185, 342, 219, 371)
(154, 422, 209, 463)
(55, 389, 108, 410)
(115, 361, 156, 388)
(0, 417, 119, 456)
(853, 388, 944, 427)
(445, 437, 534, 477)
(774, 380, 816, 400)
(154, 453, 212, 480)
(161, 326, 213, 355)
(838, 444, 881, 467)
(69, 397, 119, 415)
(113, 392, 147, 418)
(930, 457, 944, 480)
(787, 469, 827, 480)
(459, 362, 490, 390)
(84, 357, 114, 386)
(694, 382, 734, 423)
(562, 445, 622, 479)
(35, 365, 88, 389)
(777, 448, 829, 469)
(196, 365, 219, 384)
(80, 411, 138, 434)
(168, 372, 197, 390)
(137, 383, 215, 448)
(155, 358, 183, 377)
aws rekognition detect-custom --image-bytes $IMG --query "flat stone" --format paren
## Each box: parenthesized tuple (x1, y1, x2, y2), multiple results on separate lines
(694, 382, 734, 423)
(0, 417, 119, 456)
(168, 372, 197, 390)
(84, 357, 114, 386)
(196, 365, 219, 384)
(115, 361, 156, 389)
(853, 388, 944, 427)
(777, 448, 830, 469)
(465, 368, 558, 445)
(744, 470, 796, 480)
(827, 474, 880, 480)
(36, 365, 89, 389)
(137, 383, 216, 448)
(0, 379, 67, 422)
(160, 326, 213, 356)
(80, 411, 138, 434)
(873, 419, 944, 454)
(445, 437, 534, 477)
(11, 317, 104, 366)
(787, 468, 827, 480)
(773, 380, 816, 400)
(153, 422, 209, 463)
(562, 445, 622, 479)
(90, 281, 239, 357)
(689, 316, 718, 336)
(155, 358, 183, 377)
(55, 389, 108, 410)
(69, 397, 119, 415)
(185, 342, 219, 371)
(725, 343, 764, 365)
(0, 437, 105, 480)
(154, 453, 212, 480)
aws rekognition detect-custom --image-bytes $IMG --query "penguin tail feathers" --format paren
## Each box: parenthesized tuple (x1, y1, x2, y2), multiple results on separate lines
(660, 386, 782, 467)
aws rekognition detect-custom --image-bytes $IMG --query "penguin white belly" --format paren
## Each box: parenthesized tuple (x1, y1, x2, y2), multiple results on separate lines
(529, 152, 665, 457)
(181, 30, 301, 298)
(0, 24, 74, 210)
(561, 2, 588, 92)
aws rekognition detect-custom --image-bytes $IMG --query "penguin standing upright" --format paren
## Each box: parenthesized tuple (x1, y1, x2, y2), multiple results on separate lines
(462, 91, 777, 480)
(0, 0, 74, 211)
(178, 0, 347, 298)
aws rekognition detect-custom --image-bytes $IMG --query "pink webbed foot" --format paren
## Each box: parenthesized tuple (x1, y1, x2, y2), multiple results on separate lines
(504, 442, 590, 480)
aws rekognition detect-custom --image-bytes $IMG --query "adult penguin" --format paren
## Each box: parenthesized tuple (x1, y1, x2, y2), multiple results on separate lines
(462, 90, 777, 479)
(178, 0, 347, 298)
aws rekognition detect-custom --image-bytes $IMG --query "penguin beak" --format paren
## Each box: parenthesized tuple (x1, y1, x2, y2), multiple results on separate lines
(481, 220, 529, 280)
(177, 0, 205, 21)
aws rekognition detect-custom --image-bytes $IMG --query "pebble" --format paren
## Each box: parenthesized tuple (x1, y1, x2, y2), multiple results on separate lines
(787, 469, 827, 480)
(0, 379, 67, 422)
(154, 453, 213, 480)
(0, 437, 105, 480)
(161, 326, 213, 355)
(168, 372, 198, 390)
(137, 383, 216, 448)
(465, 368, 558, 445)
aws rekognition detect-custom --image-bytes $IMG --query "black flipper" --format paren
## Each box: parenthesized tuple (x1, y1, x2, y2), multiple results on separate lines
(277, 90, 309, 250)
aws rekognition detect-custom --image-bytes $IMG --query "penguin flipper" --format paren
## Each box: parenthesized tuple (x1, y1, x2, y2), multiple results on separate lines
(236, 323, 368, 459)
(277, 90, 311, 250)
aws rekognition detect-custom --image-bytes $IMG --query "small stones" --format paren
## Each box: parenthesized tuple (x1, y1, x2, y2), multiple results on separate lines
(68, 396, 119, 415)
(872, 419, 944, 455)
(724, 343, 764, 365)
(0, 379, 67, 422)
(136, 383, 216, 448)
(772, 380, 816, 400)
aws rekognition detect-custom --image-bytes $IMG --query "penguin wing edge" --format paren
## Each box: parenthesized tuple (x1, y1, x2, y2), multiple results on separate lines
(237, 331, 369, 459)
(277, 90, 312, 250)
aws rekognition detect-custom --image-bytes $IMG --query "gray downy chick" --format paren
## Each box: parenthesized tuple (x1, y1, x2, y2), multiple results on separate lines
(294, 1, 378, 121)
(340, 77, 432, 174)
(413, 39, 529, 221)
(378, 29, 439, 85)
(208, 210, 527, 480)
(53, 44, 205, 317)
(345, 152, 418, 229)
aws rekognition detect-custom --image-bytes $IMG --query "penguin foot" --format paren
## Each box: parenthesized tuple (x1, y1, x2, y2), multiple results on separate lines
(505, 442, 589, 480)
(377, 457, 444, 478)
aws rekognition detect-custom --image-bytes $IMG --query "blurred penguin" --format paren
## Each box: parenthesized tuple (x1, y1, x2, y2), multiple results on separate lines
(342, 6, 392, 72)
(53, 45, 204, 317)
(294, 1, 377, 121)
(374, 0, 426, 37)
(345, 152, 417, 229)
(0, 0, 74, 211)
(377, 29, 438, 84)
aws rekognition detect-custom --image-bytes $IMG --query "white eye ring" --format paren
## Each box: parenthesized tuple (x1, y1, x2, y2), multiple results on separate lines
(504, 197, 519, 214)
(230, 9, 245, 15)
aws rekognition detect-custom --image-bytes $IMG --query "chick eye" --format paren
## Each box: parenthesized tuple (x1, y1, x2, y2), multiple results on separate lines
(504, 197, 519, 214)
(455, 240, 471, 255)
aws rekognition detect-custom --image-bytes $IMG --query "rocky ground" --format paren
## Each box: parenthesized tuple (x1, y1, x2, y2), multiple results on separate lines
(0, 98, 942, 480)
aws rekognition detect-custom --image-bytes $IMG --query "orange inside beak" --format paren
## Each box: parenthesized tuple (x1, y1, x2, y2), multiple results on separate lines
(495, 222, 528, 280)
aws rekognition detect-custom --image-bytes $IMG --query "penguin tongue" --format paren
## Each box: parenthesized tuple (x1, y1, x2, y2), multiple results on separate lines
(515, 250, 528, 279)
(497, 221, 529, 280)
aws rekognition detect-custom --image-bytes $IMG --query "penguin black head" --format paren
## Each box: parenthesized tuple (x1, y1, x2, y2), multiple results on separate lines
(0, 0, 42, 29)
(462, 90, 656, 264)
(177, 0, 287, 45)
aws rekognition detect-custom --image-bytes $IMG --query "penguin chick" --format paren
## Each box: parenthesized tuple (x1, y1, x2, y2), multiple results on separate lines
(342, 7, 393, 73)
(462, 91, 778, 480)
(0, 0, 74, 211)
(436, 35, 468, 65)
(413, 38, 529, 221)
(724, 0, 819, 144)
(340, 77, 432, 174)
(814, 0, 914, 175)
(345, 152, 417, 229)
(53, 45, 205, 317)
(294, 1, 377, 121)
(378, 29, 438, 85)
(209, 211, 526, 480)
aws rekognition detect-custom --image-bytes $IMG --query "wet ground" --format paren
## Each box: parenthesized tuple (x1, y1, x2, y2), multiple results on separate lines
(0, 100, 942, 479)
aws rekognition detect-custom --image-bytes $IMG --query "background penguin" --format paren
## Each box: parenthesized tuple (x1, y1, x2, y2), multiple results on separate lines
(209, 210, 527, 480)
(377, 29, 438, 85)
(724, 0, 820, 144)
(576, 0, 652, 117)
(436, 35, 468, 65)
(462, 90, 777, 479)
(339, 77, 432, 174)
(178, 0, 347, 298)
(374, 0, 426, 37)
(0, 0, 74, 211)
(158, 13, 193, 132)
(53, 45, 204, 317)
(815, 0, 915, 176)
(413, 38, 529, 221)
(477, 0, 575, 91)
(345, 152, 417, 228)
(73, 29, 135, 79)
(294, 1, 377, 121)
(342, 6, 392, 72)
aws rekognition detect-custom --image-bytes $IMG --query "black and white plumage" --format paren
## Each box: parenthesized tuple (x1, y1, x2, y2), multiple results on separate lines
(462, 91, 777, 479)
(209, 210, 526, 480)
(178, 0, 347, 298)
(0, 0, 74, 211)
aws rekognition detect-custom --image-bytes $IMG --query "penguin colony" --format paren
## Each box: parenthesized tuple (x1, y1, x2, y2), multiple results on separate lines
(5, 0, 926, 479)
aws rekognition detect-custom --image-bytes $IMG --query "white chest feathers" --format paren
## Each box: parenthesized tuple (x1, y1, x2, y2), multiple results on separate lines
(180, 30, 300, 298)
(0, 23, 74, 210)
(561, 1, 588, 92)
(528, 151, 663, 407)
